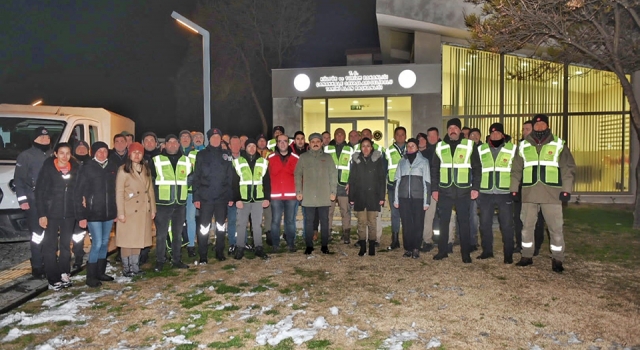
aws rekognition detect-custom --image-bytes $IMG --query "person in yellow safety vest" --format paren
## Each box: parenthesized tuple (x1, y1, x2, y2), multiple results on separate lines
(385, 126, 407, 251)
(325, 128, 354, 244)
(476, 123, 516, 264)
(267, 125, 293, 151)
(231, 138, 271, 260)
(148, 134, 193, 271)
(430, 118, 482, 263)
(510, 114, 575, 273)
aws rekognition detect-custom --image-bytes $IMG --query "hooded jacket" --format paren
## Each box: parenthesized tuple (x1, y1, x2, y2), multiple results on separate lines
(394, 151, 431, 207)
(75, 158, 119, 221)
(348, 150, 386, 211)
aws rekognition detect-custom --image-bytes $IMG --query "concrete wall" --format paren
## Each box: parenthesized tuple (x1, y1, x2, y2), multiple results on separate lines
(273, 98, 301, 135)
(412, 32, 443, 133)
(376, 0, 479, 30)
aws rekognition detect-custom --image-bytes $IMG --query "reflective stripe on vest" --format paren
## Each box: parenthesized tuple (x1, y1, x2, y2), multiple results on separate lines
(435, 139, 473, 188)
(385, 145, 403, 184)
(520, 137, 564, 187)
(153, 154, 192, 204)
(233, 157, 268, 201)
(324, 145, 354, 185)
(478, 142, 515, 190)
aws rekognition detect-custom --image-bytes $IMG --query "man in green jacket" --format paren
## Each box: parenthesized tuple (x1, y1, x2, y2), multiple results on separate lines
(295, 133, 338, 255)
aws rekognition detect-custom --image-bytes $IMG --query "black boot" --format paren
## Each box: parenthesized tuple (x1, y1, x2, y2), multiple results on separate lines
(343, 230, 351, 244)
(187, 247, 196, 257)
(368, 240, 376, 256)
(97, 259, 114, 281)
(386, 232, 400, 250)
(321, 245, 331, 254)
(515, 257, 533, 266)
(254, 246, 269, 260)
(433, 251, 448, 260)
(139, 247, 150, 265)
(420, 242, 433, 253)
(234, 247, 245, 260)
(357, 240, 366, 256)
(265, 233, 273, 246)
(85, 263, 102, 288)
(552, 258, 564, 273)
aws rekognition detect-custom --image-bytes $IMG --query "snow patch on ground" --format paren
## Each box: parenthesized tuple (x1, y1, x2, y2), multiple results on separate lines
(329, 306, 339, 315)
(426, 337, 442, 349)
(0, 290, 112, 328)
(255, 311, 329, 346)
(380, 330, 420, 350)
(344, 325, 369, 340)
(34, 336, 82, 349)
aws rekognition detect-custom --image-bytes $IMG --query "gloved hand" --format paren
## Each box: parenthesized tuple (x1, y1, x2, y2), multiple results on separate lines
(511, 192, 520, 202)
(559, 192, 571, 202)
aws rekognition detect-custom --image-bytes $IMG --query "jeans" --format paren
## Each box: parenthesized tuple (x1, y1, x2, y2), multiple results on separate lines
(87, 220, 114, 263)
(185, 193, 196, 247)
(387, 185, 401, 234)
(271, 199, 297, 247)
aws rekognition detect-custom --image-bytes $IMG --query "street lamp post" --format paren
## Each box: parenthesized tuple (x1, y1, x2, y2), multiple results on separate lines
(171, 11, 211, 134)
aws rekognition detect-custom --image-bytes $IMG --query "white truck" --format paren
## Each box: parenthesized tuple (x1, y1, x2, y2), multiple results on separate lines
(0, 104, 135, 242)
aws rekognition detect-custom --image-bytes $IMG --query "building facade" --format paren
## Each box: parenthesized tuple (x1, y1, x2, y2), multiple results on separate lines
(272, 0, 638, 203)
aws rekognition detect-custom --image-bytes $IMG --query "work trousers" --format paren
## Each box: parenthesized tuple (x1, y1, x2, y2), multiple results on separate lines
(356, 210, 378, 241)
(521, 203, 565, 261)
(271, 199, 297, 248)
(304, 206, 329, 247)
(263, 205, 272, 232)
(42, 217, 75, 284)
(477, 193, 514, 257)
(198, 202, 228, 260)
(329, 196, 351, 232)
(423, 199, 456, 244)
(399, 198, 425, 251)
(26, 203, 45, 271)
(387, 185, 401, 234)
(154, 204, 186, 264)
(469, 199, 479, 246)
(437, 194, 472, 257)
(513, 201, 546, 251)
(236, 202, 264, 249)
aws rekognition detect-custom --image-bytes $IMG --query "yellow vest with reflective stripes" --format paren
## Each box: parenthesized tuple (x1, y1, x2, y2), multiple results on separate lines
(324, 144, 354, 185)
(187, 149, 199, 192)
(233, 157, 269, 201)
(153, 154, 192, 205)
(435, 139, 473, 188)
(519, 137, 564, 187)
(478, 142, 515, 191)
(385, 144, 404, 185)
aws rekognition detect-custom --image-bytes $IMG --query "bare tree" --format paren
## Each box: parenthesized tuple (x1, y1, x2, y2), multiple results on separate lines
(185, 0, 315, 135)
(465, 0, 640, 227)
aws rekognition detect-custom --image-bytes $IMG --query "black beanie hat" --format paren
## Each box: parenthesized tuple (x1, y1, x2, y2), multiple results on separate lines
(532, 114, 549, 126)
(33, 127, 49, 141)
(446, 118, 462, 130)
(244, 138, 257, 148)
(488, 123, 504, 134)
(406, 138, 419, 147)
(90, 141, 109, 156)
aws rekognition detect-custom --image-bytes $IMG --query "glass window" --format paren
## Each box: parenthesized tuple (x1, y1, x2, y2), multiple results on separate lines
(568, 66, 626, 113)
(89, 125, 98, 145)
(387, 96, 411, 145)
(568, 114, 629, 192)
(328, 97, 384, 118)
(443, 45, 501, 116)
(302, 99, 327, 136)
(0, 118, 66, 160)
(503, 56, 564, 115)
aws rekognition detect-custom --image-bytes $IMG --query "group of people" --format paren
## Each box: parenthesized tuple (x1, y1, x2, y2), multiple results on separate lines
(14, 113, 575, 291)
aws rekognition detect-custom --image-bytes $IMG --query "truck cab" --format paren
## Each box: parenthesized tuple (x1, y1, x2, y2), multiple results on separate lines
(0, 104, 134, 242)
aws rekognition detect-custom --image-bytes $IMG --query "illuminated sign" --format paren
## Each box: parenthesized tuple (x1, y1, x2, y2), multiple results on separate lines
(350, 105, 364, 110)
(315, 71, 394, 92)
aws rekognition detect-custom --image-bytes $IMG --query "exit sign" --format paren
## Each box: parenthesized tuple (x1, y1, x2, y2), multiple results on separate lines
(351, 105, 364, 110)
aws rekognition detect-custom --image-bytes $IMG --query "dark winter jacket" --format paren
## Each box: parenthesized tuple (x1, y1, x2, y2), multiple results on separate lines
(192, 144, 234, 204)
(109, 148, 128, 169)
(348, 150, 386, 212)
(143, 148, 161, 165)
(430, 135, 482, 199)
(35, 157, 80, 220)
(75, 158, 119, 222)
(14, 143, 52, 205)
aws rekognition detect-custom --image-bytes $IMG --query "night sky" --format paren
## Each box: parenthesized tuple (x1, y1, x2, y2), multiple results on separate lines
(0, 0, 379, 139)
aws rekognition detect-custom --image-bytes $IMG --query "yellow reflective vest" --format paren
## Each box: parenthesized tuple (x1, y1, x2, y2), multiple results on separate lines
(478, 142, 516, 191)
(324, 144, 354, 185)
(435, 139, 473, 188)
(519, 137, 564, 187)
(153, 154, 193, 205)
(385, 144, 404, 185)
(233, 157, 269, 201)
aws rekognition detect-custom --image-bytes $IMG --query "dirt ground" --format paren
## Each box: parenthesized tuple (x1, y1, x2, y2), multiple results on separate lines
(1, 231, 639, 349)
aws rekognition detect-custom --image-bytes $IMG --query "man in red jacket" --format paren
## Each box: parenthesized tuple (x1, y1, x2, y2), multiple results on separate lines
(268, 134, 300, 252)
